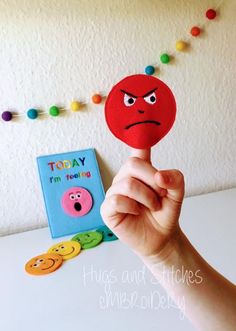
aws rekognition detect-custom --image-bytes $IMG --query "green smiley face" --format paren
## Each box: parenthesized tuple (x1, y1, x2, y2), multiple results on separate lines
(71, 231, 103, 249)
(96, 225, 118, 242)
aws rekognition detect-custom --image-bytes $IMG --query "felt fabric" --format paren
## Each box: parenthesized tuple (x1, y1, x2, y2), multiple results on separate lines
(105, 74, 176, 149)
(25, 253, 63, 275)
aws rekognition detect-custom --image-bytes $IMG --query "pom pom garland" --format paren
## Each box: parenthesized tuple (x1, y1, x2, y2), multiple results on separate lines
(49, 105, 60, 117)
(1, 6, 221, 123)
(160, 53, 170, 64)
(1, 111, 13, 122)
(191, 26, 201, 37)
(145, 65, 155, 75)
(176, 40, 187, 51)
(27, 109, 38, 120)
(206, 9, 217, 20)
(91, 94, 103, 104)
(70, 101, 81, 112)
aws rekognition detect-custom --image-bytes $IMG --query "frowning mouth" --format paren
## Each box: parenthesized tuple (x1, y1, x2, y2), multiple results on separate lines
(125, 120, 161, 130)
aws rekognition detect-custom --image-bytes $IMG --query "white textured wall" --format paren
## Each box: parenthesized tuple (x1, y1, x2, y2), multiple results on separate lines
(0, 0, 235, 236)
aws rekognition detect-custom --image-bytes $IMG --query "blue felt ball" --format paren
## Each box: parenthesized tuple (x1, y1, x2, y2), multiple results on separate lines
(27, 108, 38, 119)
(145, 65, 155, 75)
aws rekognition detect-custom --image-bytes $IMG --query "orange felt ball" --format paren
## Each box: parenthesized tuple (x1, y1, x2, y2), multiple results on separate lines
(92, 94, 102, 104)
(191, 26, 201, 37)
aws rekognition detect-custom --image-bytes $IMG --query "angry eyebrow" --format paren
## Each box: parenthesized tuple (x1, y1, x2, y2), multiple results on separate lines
(142, 88, 158, 98)
(120, 88, 158, 98)
(120, 89, 138, 98)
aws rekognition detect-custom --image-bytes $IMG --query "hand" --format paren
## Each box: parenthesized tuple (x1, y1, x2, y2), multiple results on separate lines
(102, 149, 236, 331)
(100, 148, 185, 260)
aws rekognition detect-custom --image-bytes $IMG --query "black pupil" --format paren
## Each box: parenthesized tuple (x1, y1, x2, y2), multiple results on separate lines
(128, 98, 134, 104)
(150, 96, 155, 102)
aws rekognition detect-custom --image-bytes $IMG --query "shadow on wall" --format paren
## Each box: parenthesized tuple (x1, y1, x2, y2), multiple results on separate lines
(96, 150, 114, 192)
(0, 0, 201, 20)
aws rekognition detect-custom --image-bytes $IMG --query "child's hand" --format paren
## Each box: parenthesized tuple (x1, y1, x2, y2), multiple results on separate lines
(101, 149, 236, 331)
(100, 148, 185, 260)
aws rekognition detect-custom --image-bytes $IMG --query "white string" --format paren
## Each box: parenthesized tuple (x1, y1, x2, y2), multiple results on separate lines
(2, 1, 225, 120)
(12, 108, 68, 118)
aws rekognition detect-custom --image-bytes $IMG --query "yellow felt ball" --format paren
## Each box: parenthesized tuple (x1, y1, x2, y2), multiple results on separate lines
(176, 40, 187, 51)
(70, 101, 81, 112)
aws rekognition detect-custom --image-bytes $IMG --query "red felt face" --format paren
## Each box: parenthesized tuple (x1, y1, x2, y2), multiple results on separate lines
(105, 74, 176, 149)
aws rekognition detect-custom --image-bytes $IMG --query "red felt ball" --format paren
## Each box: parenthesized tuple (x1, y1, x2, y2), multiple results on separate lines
(191, 26, 201, 37)
(206, 9, 217, 20)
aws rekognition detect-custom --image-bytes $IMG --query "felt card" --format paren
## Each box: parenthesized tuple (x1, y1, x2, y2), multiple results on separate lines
(37, 148, 105, 238)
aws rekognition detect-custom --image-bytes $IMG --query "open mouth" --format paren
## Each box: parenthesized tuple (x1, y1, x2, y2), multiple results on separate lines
(74, 202, 82, 211)
(125, 120, 161, 130)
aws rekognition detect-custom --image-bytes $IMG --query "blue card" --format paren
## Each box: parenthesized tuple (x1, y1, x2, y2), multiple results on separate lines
(37, 148, 105, 238)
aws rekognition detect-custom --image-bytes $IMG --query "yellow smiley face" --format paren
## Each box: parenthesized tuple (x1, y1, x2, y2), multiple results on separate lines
(47, 241, 81, 260)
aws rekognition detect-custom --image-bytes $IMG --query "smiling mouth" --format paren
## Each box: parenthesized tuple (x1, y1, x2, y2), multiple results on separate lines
(63, 248, 75, 256)
(125, 120, 161, 130)
(42, 259, 55, 270)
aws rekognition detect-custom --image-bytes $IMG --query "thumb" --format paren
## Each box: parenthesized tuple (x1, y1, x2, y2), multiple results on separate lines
(154, 169, 185, 203)
(130, 148, 151, 163)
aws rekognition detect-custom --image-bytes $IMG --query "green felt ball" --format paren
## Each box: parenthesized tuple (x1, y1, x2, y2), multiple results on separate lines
(49, 105, 59, 117)
(160, 53, 170, 64)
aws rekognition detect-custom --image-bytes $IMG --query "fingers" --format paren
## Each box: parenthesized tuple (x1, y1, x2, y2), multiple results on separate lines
(154, 169, 185, 203)
(113, 157, 167, 197)
(130, 148, 151, 162)
(100, 195, 140, 228)
(106, 177, 160, 211)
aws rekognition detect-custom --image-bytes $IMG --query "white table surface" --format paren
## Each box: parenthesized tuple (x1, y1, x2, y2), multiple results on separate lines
(0, 188, 236, 331)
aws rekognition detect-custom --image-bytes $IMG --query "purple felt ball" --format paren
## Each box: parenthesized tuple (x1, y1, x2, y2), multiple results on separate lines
(1, 111, 13, 122)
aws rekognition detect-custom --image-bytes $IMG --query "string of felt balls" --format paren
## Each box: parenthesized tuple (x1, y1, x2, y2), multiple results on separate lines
(144, 7, 220, 74)
(1, 7, 220, 123)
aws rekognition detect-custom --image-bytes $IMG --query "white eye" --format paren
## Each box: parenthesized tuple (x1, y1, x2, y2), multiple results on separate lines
(144, 92, 157, 104)
(70, 194, 76, 200)
(76, 193, 81, 199)
(124, 94, 137, 107)
(33, 263, 40, 268)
